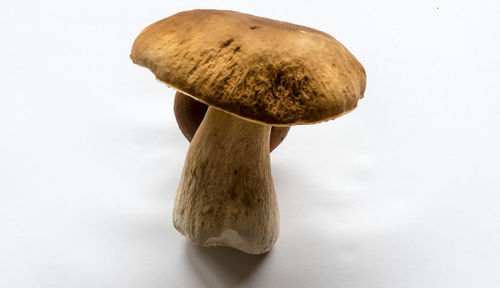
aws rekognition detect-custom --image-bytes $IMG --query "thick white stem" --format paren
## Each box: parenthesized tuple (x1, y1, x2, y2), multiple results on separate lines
(173, 107, 279, 254)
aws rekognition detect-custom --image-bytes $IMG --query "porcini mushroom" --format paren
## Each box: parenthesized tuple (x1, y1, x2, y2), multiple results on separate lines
(174, 91, 290, 151)
(131, 9, 366, 254)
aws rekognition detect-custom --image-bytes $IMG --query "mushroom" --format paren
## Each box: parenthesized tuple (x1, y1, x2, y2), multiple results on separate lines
(131, 9, 366, 254)
(174, 91, 290, 151)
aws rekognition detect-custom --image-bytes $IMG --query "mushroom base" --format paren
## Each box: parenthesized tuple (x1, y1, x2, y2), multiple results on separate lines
(173, 107, 279, 254)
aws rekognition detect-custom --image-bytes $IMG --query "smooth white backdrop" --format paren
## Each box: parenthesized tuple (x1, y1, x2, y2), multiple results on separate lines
(1, 0, 499, 287)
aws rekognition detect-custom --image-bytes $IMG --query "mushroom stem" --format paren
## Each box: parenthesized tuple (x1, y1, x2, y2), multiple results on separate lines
(173, 107, 279, 254)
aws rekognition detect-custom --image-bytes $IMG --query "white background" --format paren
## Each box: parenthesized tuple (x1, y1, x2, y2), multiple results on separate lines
(1, 0, 499, 287)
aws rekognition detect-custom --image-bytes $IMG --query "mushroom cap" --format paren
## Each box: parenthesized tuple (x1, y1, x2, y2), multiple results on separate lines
(131, 9, 366, 125)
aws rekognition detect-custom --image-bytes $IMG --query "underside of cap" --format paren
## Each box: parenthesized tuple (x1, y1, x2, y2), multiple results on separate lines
(131, 9, 366, 125)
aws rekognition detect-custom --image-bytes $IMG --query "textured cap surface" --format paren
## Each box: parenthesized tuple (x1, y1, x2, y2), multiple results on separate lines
(131, 9, 366, 125)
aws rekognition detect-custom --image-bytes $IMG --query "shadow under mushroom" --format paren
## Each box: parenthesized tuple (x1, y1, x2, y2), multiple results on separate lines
(185, 243, 269, 287)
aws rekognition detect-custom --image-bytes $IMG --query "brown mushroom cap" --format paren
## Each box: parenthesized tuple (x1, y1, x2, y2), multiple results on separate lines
(131, 9, 366, 125)
(174, 92, 290, 151)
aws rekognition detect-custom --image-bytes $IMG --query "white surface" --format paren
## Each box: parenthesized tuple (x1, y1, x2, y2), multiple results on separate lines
(1, 0, 500, 287)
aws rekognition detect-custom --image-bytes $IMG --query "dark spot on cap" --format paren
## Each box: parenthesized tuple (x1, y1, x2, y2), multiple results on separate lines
(220, 38, 234, 48)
